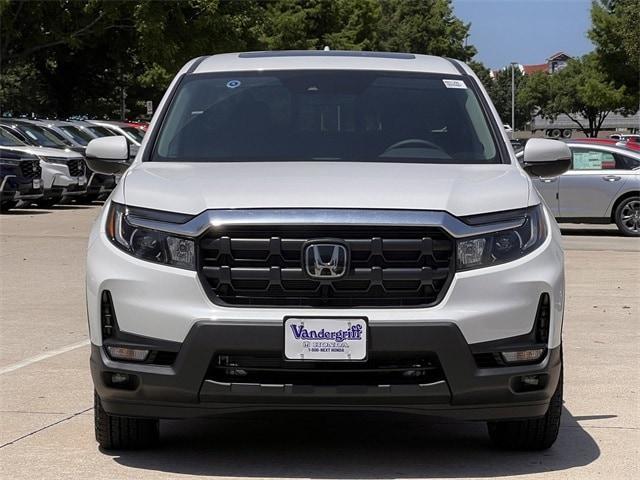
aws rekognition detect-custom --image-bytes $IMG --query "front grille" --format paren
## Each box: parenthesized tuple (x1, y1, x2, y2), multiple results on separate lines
(198, 226, 454, 307)
(67, 158, 84, 177)
(20, 160, 41, 179)
(209, 352, 444, 385)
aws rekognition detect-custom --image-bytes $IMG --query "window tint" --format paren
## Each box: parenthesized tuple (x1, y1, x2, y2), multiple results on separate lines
(121, 126, 145, 143)
(60, 125, 93, 145)
(87, 126, 116, 137)
(0, 127, 25, 146)
(153, 71, 499, 164)
(14, 124, 68, 148)
(615, 153, 640, 170)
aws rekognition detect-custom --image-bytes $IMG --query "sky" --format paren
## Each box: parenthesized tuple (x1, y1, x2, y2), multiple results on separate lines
(452, 0, 594, 69)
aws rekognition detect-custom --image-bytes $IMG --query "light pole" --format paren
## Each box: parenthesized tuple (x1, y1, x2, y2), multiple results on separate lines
(510, 62, 518, 139)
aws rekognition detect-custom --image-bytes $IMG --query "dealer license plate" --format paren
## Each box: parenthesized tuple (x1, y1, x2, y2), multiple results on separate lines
(284, 318, 367, 361)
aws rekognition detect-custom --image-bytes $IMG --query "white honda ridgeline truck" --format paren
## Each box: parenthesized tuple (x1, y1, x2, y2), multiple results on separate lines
(85, 51, 571, 451)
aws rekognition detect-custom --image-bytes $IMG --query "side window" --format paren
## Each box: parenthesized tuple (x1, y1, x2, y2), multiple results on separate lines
(571, 148, 617, 170)
(615, 153, 640, 170)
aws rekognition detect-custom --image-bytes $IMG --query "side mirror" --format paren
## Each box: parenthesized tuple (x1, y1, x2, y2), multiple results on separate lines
(85, 136, 131, 175)
(521, 138, 571, 178)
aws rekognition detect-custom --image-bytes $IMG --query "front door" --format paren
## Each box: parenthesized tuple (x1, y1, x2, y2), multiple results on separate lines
(558, 147, 628, 219)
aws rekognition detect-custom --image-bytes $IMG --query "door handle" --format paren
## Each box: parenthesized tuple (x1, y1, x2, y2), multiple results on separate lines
(540, 178, 557, 183)
(603, 175, 622, 182)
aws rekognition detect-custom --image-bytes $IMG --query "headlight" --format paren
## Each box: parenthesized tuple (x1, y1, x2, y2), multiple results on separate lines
(456, 204, 547, 271)
(106, 202, 195, 270)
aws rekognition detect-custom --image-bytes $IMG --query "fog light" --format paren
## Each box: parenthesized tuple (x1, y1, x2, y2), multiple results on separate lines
(512, 373, 548, 393)
(107, 346, 149, 362)
(501, 348, 545, 364)
(521, 375, 541, 386)
(111, 373, 130, 384)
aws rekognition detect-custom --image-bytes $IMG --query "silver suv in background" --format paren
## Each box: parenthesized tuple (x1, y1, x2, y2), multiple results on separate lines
(32, 120, 116, 202)
(0, 148, 43, 212)
(86, 120, 143, 157)
(518, 142, 640, 236)
(0, 122, 87, 207)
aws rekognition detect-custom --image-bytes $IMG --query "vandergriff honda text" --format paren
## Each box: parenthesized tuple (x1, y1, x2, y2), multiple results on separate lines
(85, 50, 572, 451)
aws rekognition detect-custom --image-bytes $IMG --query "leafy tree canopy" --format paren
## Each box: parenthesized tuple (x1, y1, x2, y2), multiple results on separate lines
(486, 66, 529, 130)
(0, 0, 473, 118)
(588, 0, 639, 102)
(517, 54, 633, 137)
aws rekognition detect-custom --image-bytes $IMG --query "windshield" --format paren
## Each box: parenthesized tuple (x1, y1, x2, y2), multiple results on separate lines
(60, 125, 93, 145)
(14, 123, 68, 148)
(121, 126, 145, 143)
(87, 126, 116, 137)
(0, 127, 26, 147)
(153, 71, 499, 164)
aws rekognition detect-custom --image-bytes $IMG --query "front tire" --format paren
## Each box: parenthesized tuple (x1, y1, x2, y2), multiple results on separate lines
(35, 197, 60, 208)
(94, 391, 159, 450)
(614, 196, 640, 237)
(487, 367, 563, 450)
(0, 200, 18, 213)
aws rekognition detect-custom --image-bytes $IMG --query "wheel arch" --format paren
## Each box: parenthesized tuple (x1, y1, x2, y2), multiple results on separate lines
(610, 190, 640, 221)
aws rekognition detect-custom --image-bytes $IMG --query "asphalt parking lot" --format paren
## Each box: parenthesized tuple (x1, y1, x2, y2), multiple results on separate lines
(1, 205, 638, 480)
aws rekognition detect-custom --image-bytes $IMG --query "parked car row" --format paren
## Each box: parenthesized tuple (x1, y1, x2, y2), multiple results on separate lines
(515, 141, 640, 236)
(0, 118, 146, 212)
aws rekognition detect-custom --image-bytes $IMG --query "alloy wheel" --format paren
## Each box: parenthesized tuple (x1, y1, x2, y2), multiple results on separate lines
(620, 199, 640, 234)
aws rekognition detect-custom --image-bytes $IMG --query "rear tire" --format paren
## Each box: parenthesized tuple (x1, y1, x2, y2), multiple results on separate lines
(562, 129, 572, 138)
(550, 128, 561, 139)
(614, 196, 640, 237)
(94, 391, 159, 450)
(488, 366, 563, 450)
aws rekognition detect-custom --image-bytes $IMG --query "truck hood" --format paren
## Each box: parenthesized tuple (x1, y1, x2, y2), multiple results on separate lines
(122, 162, 532, 217)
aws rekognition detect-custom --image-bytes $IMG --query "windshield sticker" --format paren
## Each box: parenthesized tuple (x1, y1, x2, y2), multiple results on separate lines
(226, 80, 241, 89)
(442, 79, 467, 89)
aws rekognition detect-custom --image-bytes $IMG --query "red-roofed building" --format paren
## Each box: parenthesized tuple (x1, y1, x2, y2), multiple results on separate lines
(522, 52, 572, 75)
(522, 63, 548, 75)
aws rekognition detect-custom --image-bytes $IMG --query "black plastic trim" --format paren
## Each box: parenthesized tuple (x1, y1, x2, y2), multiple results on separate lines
(460, 207, 529, 226)
(124, 203, 195, 224)
(91, 321, 562, 421)
(239, 51, 415, 59)
(186, 55, 209, 73)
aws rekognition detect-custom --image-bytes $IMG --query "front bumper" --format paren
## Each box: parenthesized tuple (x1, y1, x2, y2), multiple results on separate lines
(0, 175, 44, 201)
(91, 322, 561, 421)
(86, 172, 116, 196)
(62, 182, 88, 197)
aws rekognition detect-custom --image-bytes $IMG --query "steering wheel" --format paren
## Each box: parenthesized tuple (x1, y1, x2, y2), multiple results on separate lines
(383, 138, 442, 152)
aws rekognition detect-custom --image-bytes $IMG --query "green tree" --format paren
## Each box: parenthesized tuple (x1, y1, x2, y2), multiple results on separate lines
(0, 1, 140, 117)
(467, 60, 491, 89)
(134, 0, 265, 91)
(378, 0, 475, 60)
(518, 55, 632, 137)
(260, 0, 381, 51)
(486, 66, 528, 130)
(588, 0, 639, 104)
(0, 0, 479, 117)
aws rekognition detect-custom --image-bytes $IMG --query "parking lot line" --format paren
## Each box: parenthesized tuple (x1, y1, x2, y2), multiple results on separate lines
(0, 339, 89, 375)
